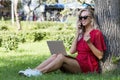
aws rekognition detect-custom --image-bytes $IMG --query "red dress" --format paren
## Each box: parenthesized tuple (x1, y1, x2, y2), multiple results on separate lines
(76, 29, 106, 73)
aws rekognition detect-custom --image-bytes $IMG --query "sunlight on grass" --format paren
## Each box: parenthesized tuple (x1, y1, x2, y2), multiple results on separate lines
(17, 41, 50, 55)
(0, 40, 51, 71)
(0, 40, 120, 80)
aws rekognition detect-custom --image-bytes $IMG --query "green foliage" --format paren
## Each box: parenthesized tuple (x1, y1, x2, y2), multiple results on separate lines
(112, 56, 120, 64)
(17, 30, 47, 42)
(33, 31, 47, 42)
(0, 21, 14, 30)
(53, 32, 75, 50)
(0, 37, 2, 47)
(17, 32, 26, 43)
(0, 25, 8, 30)
(29, 22, 75, 50)
(31, 21, 65, 30)
(60, 9, 71, 16)
(0, 20, 76, 51)
(2, 33, 19, 51)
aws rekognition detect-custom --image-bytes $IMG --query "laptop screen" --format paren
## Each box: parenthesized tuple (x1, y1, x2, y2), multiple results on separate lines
(47, 41, 67, 55)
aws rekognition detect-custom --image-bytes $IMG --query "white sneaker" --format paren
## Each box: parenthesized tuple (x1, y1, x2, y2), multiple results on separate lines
(19, 70, 25, 76)
(19, 68, 42, 77)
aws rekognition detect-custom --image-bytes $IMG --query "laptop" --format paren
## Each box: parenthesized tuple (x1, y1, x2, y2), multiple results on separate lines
(47, 40, 67, 55)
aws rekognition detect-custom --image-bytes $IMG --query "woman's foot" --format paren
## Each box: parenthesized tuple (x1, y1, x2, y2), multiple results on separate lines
(18, 68, 42, 77)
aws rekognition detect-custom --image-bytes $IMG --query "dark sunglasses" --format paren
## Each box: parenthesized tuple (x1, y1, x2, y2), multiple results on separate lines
(79, 16, 89, 20)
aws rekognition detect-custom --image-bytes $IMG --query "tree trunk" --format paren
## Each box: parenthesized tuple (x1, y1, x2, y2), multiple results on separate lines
(94, 0, 120, 72)
(14, 0, 22, 30)
(11, 0, 14, 25)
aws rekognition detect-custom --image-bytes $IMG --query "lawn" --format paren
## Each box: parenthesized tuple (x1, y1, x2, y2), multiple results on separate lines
(0, 40, 120, 80)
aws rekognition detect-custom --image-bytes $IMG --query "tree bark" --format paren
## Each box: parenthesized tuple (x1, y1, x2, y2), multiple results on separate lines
(94, 0, 120, 72)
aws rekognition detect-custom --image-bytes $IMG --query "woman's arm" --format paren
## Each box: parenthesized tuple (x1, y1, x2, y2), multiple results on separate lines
(84, 35, 103, 60)
(87, 42, 103, 60)
(69, 33, 79, 54)
(70, 20, 82, 54)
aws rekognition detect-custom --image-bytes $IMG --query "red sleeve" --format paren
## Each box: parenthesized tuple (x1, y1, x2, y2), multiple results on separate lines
(94, 30, 107, 51)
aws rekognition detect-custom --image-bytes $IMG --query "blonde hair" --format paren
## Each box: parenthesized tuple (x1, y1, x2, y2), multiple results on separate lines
(78, 8, 99, 32)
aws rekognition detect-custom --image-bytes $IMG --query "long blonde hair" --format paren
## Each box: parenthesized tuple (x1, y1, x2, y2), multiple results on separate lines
(78, 8, 99, 32)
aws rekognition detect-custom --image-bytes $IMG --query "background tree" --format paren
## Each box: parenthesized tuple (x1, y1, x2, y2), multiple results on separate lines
(46, 0, 58, 4)
(21, 0, 45, 21)
(21, 0, 60, 21)
(0, 0, 11, 7)
(94, 0, 120, 72)
(13, 0, 22, 30)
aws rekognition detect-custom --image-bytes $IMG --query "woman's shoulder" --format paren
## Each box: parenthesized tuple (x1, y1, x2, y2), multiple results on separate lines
(91, 29, 103, 36)
(92, 29, 101, 32)
(92, 29, 102, 33)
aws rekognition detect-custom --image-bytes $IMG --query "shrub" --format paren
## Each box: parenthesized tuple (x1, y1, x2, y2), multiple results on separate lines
(17, 30, 48, 42)
(33, 31, 47, 42)
(0, 25, 8, 30)
(2, 33, 19, 51)
(55, 34, 74, 50)
(0, 20, 76, 51)
(17, 32, 26, 43)
(0, 37, 2, 47)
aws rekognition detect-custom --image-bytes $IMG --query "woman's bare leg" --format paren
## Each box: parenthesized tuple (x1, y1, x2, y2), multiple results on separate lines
(60, 56, 81, 73)
(39, 54, 64, 73)
(35, 54, 58, 70)
(36, 54, 81, 73)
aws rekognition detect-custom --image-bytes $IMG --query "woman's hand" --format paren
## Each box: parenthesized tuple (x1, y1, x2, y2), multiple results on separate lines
(76, 20, 82, 36)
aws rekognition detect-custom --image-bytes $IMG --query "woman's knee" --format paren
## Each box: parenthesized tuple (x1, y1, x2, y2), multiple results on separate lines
(51, 54, 58, 58)
(57, 54, 65, 60)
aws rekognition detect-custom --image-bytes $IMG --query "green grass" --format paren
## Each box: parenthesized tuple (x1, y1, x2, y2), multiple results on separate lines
(0, 40, 120, 80)
(0, 18, 119, 80)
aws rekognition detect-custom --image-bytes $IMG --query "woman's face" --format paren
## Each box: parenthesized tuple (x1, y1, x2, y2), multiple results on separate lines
(79, 11, 92, 27)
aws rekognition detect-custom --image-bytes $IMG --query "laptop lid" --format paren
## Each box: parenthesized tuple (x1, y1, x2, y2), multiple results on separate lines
(47, 41, 67, 55)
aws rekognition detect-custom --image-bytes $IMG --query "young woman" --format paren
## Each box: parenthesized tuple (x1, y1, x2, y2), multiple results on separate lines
(19, 8, 106, 77)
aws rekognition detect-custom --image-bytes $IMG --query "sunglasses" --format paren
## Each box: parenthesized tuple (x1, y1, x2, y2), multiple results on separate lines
(79, 16, 89, 20)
